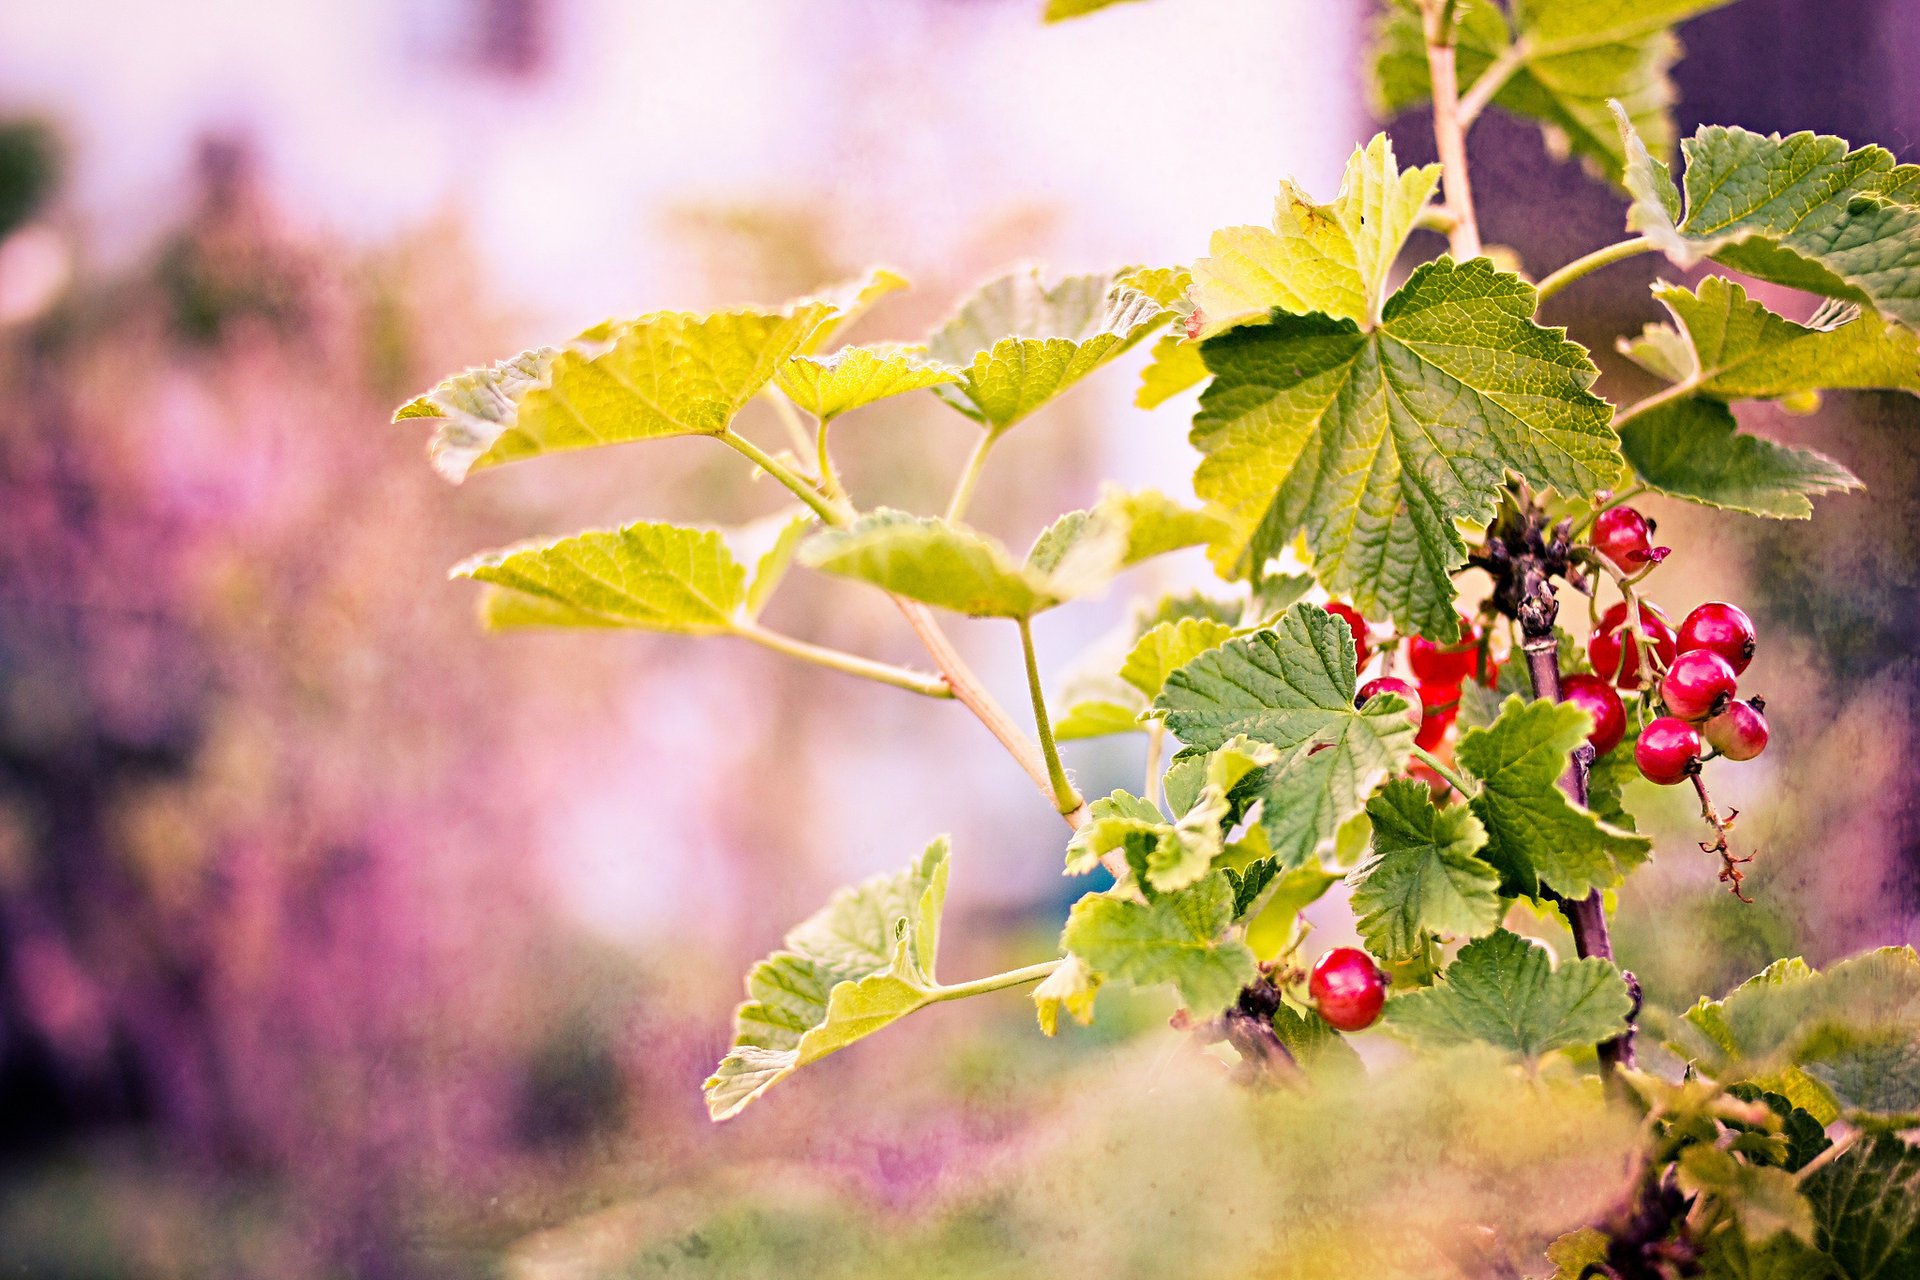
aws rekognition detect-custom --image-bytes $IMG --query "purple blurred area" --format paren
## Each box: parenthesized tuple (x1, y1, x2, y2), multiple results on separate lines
(0, 1, 1914, 1275)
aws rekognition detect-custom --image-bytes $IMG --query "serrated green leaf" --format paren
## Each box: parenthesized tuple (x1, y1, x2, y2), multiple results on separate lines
(1618, 397, 1863, 520)
(1622, 277, 1920, 402)
(1136, 332, 1211, 408)
(775, 344, 962, 422)
(1245, 859, 1341, 960)
(1372, 0, 1738, 186)
(1681, 1145, 1816, 1247)
(1455, 695, 1652, 899)
(1672, 947, 1920, 1126)
(397, 299, 837, 481)
(925, 267, 1170, 434)
(1545, 1228, 1611, 1280)
(1061, 871, 1256, 1014)
(455, 519, 748, 634)
(1350, 779, 1501, 962)
(1033, 953, 1102, 1036)
(706, 838, 949, 1120)
(1025, 487, 1227, 595)
(1193, 258, 1620, 639)
(1271, 1003, 1365, 1079)
(1617, 108, 1920, 328)
(1386, 929, 1632, 1060)
(1192, 134, 1440, 333)
(1065, 789, 1169, 877)
(1066, 738, 1278, 893)
(1158, 604, 1419, 867)
(1054, 697, 1148, 740)
(1121, 617, 1235, 700)
(1805, 1133, 1920, 1280)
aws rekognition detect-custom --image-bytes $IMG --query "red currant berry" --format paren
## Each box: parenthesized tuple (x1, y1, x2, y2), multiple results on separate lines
(1591, 506, 1671, 570)
(1308, 947, 1387, 1032)
(1677, 602, 1757, 676)
(1588, 601, 1678, 688)
(1325, 602, 1371, 670)
(1635, 716, 1703, 786)
(1408, 615, 1482, 685)
(1704, 697, 1769, 761)
(1661, 649, 1738, 722)
(1560, 674, 1627, 756)
(1414, 682, 1459, 750)
(1357, 676, 1422, 730)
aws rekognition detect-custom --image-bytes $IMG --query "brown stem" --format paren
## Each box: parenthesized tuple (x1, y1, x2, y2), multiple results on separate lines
(1422, 3, 1483, 260)
(1691, 773, 1751, 902)
(1205, 981, 1304, 1088)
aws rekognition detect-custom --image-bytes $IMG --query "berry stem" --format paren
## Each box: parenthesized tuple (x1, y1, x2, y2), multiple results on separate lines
(1691, 773, 1752, 902)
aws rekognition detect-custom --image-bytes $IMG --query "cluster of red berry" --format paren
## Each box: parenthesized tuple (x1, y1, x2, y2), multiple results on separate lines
(1337, 604, 1497, 762)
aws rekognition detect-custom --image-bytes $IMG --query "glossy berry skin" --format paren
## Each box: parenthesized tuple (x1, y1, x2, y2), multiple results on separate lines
(1414, 682, 1459, 751)
(1588, 602, 1678, 688)
(1677, 602, 1757, 675)
(1560, 674, 1627, 756)
(1591, 506, 1669, 569)
(1325, 602, 1371, 670)
(1408, 616, 1482, 686)
(1705, 698, 1770, 761)
(1661, 649, 1739, 722)
(1309, 947, 1387, 1032)
(1357, 676, 1422, 730)
(1636, 716, 1703, 786)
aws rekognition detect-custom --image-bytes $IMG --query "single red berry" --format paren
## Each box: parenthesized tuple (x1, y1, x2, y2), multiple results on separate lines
(1308, 947, 1387, 1032)
(1661, 649, 1738, 722)
(1414, 682, 1459, 750)
(1591, 506, 1671, 570)
(1357, 676, 1422, 731)
(1635, 716, 1703, 786)
(1560, 674, 1627, 756)
(1677, 602, 1757, 675)
(1704, 697, 1769, 761)
(1588, 601, 1678, 688)
(1325, 602, 1371, 670)
(1408, 615, 1482, 685)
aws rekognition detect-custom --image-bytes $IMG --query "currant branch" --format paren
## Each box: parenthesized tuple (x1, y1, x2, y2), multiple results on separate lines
(1419, 0, 1483, 260)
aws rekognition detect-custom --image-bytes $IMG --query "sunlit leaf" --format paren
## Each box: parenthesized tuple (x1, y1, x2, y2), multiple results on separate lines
(455, 520, 748, 634)
(1386, 929, 1633, 1060)
(1349, 779, 1501, 963)
(776, 344, 962, 422)
(1033, 954, 1102, 1035)
(1120, 617, 1236, 702)
(1061, 870, 1256, 1014)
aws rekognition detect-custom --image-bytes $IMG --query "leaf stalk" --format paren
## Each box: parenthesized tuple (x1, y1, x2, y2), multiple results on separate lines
(1018, 616, 1085, 817)
(1533, 235, 1658, 306)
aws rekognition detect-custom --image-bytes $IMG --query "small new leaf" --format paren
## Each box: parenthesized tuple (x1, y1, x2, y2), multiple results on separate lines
(455, 519, 748, 634)
(1033, 954, 1102, 1036)
(1386, 929, 1633, 1061)
(1121, 617, 1235, 701)
(776, 345, 962, 422)
(1349, 779, 1501, 963)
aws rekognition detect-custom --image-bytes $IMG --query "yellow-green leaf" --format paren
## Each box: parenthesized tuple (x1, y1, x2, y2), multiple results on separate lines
(455, 520, 748, 634)
(776, 344, 962, 422)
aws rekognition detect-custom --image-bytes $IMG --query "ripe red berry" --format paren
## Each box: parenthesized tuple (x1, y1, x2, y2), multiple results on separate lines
(1704, 697, 1769, 761)
(1560, 674, 1627, 756)
(1677, 602, 1757, 675)
(1308, 947, 1387, 1032)
(1408, 615, 1482, 685)
(1357, 676, 1422, 730)
(1325, 602, 1371, 670)
(1588, 601, 1678, 688)
(1635, 716, 1703, 786)
(1591, 506, 1670, 570)
(1414, 682, 1459, 750)
(1661, 649, 1738, 722)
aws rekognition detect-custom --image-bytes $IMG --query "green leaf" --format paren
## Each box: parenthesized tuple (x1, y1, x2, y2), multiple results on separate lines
(396, 298, 837, 481)
(1545, 1228, 1612, 1280)
(1033, 954, 1102, 1036)
(1066, 738, 1278, 893)
(1193, 258, 1620, 638)
(1805, 1133, 1920, 1280)
(1065, 789, 1170, 877)
(456, 519, 748, 634)
(1617, 108, 1920, 328)
(1271, 1003, 1365, 1079)
(1372, 0, 1739, 185)
(924, 267, 1171, 434)
(1349, 779, 1501, 963)
(1245, 859, 1341, 960)
(1680, 1146, 1816, 1247)
(775, 344, 962, 422)
(1120, 617, 1235, 701)
(1042, 0, 1146, 19)
(1191, 133, 1440, 332)
(1061, 870, 1256, 1014)
(705, 838, 949, 1120)
(1617, 396, 1863, 520)
(1622, 277, 1920, 402)
(1054, 695, 1148, 740)
(1386, 929, 1633, 1061)
(1455, 695, 1652, 899)
(1672, 947, 1920, 1126)
(1025, 487, 1227, 595)
(1136, 332, 1211, 408)
(1158, 604, 1419, 867)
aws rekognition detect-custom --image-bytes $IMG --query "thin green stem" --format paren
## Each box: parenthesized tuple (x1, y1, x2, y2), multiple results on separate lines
(1570, 484, 1649, 541)
(930, 959, 1062, 1003)
(1533, 235, 1658, 306)
(720, 430, 847, 526)
(946, 433, 997, 524)
(736, 623, 953, 698)
(814, 414, 847, 503)
(1411, 746, 1477, 797)
(1017, 616, 1082, 816)
(763, 386, 816, 460)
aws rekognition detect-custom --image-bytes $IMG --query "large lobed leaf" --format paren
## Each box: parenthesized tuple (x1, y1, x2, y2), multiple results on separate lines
(1157, 603, 1419, 867)
(1617, 398, 1862, 520)
(1349, 779, 1501, 963)
(1193, 257, 1620, 640)
(705, 838, 951, 1121)
(1386, 929, 1633, 1061)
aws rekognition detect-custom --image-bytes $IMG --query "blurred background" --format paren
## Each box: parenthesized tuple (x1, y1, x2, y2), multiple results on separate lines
(0, 1, 1914, 1276)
